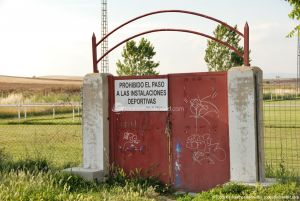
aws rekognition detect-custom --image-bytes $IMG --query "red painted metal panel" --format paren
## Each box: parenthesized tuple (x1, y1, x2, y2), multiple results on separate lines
(109, 75, 170, 183)
(108, 72, 230, 191)
(169, 72, 229, 192)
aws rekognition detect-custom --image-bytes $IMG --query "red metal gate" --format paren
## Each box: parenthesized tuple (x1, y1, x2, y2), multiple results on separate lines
(108, 75, 170, 183)
(169, 72, 229, 192)
(108, 72, 229, 192)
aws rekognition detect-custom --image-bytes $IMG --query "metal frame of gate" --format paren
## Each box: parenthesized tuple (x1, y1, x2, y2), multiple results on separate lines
(92, 9, 250, 73)
(108, 72, 229, 192)
(91, 10, 252, 191)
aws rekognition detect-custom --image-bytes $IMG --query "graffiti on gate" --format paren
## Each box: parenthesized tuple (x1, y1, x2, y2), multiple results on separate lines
(186, 134, 226, 164)
(184, 91, 219, 132)
(121, 132, 144, 152)
(184, 92, 226, 165)
(174, 143, 182, 187)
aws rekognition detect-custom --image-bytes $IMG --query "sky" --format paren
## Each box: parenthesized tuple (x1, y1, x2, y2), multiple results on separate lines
(0, 0, 298, 77)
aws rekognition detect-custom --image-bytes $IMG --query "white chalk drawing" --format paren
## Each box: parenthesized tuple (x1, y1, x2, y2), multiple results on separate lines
(185, 134, 226, 164)
(184, 92, 219, 132)
(122, 132, 142, 152)
(184, 91, 226, 165)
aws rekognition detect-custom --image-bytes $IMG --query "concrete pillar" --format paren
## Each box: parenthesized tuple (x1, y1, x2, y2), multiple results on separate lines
(64, 73, 110, 182)
(228, 66, 265, 183)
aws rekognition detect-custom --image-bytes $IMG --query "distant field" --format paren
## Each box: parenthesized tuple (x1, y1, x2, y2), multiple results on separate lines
(0, 75, 82, 104)
(0, 76, 83, 167)
(0, 75, 83, 83)
(0, 75, 82, 92)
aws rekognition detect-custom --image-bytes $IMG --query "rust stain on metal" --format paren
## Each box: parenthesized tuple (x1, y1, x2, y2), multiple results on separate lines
(108, 72, 229, 191)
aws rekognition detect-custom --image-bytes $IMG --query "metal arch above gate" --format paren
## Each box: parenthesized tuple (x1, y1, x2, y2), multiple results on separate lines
(92, 9, 250, 73)
(95, 29, 244, 64)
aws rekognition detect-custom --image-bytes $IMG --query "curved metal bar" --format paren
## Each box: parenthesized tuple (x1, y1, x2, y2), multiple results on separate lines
(96, 28, 244, 64)
(96, 10, 243, 47)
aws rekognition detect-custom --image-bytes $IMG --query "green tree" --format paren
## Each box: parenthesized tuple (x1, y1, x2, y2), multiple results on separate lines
(286, 0, 300, 37)
(204, 25, 244, 72)
(116, 38, 159, 76)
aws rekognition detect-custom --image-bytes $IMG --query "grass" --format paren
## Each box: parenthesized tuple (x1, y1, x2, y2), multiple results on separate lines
(0, 113, 82, 168)
(0, 108, 174, 200)
(0, 149, 169, 201)
(0, 92, 81, 105)
(0, 112, 81, 124)
(263, 99, 300, 177)
(0, 171, 163, 201)
(0, 105, 80, 119)
(264, 99, 300, 105)
(1, 99, 300, 175)
(0, 100, 300, 176)
(177, 182, 300, 201)
(0, 147, 299, 201)
(0, 88, 300, 199)
(0, 170, 162, 201)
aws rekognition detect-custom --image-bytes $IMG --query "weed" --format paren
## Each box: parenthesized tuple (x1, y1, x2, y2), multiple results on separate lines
(0, 171, 95, 201)
(107, 165, 173, 195)
(178, 182, 300, 201)
(266, 160, 299, 184)
(0, 150, 51, 173)
(52, 172, 98, 193)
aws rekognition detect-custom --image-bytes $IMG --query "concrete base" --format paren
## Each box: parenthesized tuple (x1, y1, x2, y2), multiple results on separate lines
(226, 178, 276, 187)
(242, 178, 276, 187)
(63, 167, 105, 182)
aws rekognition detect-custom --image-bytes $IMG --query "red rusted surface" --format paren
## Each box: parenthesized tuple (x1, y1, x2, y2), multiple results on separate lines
(108, 72, 230, 191)
(168, 72, 229, 192)
(92, 33, 98, 73)
(108, 75, 170, 183)
(244, 23, 250, 66)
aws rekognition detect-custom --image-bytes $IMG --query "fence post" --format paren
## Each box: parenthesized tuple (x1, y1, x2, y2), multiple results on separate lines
(24, 107, 27, 119)
(92, 33, 99, 73)
(18, 104, 21, 120)
(228, 66, 265, 183)
(244, 22, 250, 66)
(72, 107, 75, 122)
(64, 73, 110, 182)
(53, 107, 55, 119)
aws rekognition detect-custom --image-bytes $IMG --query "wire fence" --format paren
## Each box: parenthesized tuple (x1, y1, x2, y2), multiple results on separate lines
(1, 80, 300, 177)
(263, 78, 300, 177)
(0, 103, 82, 168)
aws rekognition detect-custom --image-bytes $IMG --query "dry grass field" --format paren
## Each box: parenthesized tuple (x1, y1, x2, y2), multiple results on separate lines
(0, 75, 82, 93)
(0, 75, 83, 104)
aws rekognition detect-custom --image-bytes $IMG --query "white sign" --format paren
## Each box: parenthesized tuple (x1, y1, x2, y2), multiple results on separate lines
(114, 78, 168, 111)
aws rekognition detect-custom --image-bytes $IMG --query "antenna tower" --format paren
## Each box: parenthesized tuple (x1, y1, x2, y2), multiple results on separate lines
(297, 29, 300, 92)
(101, 0, 109, 73)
